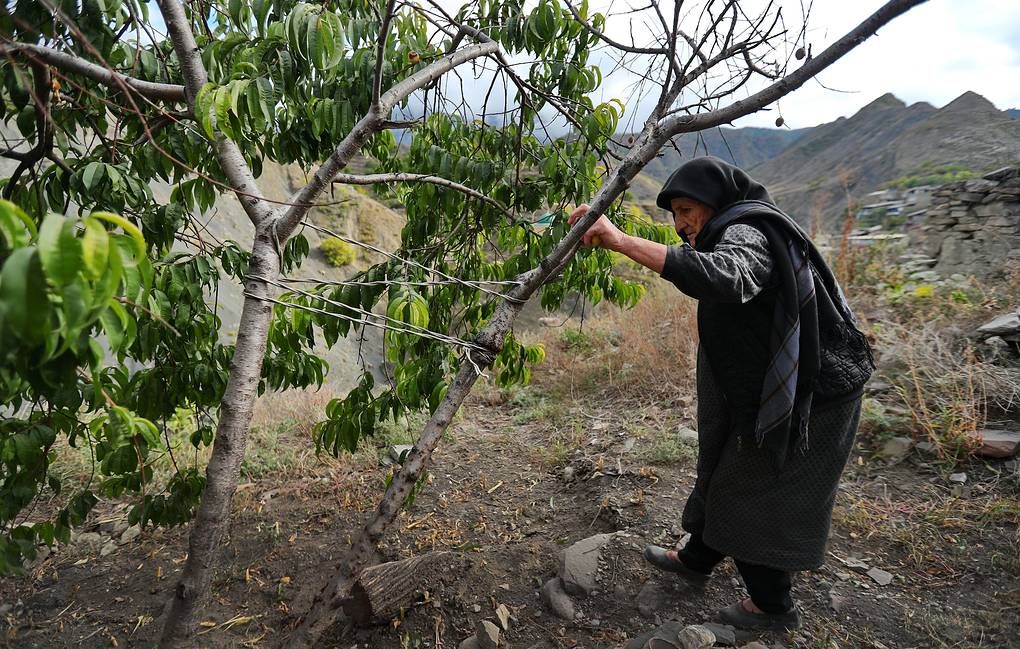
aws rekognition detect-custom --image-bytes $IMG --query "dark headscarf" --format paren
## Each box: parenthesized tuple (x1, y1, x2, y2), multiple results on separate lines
(655, 156, 774, 213)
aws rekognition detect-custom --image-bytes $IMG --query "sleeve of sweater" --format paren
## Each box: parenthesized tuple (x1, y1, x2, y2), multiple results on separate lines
(659, 223, 774, 303)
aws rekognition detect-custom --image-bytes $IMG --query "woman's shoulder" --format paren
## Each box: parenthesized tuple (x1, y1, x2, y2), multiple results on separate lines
(719, 222, 769, 247)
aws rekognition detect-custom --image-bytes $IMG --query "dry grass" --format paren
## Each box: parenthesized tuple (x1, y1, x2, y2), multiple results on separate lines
(532, 284, 698, 408)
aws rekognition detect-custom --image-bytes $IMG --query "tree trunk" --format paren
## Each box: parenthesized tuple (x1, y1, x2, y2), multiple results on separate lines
(158, 236, 280, 648)
(343, 552, 454, 626)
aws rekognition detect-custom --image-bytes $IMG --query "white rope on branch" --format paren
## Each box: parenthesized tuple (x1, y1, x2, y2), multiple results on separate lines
(243, 290, 490, 376)
(300, 220, 527, 304)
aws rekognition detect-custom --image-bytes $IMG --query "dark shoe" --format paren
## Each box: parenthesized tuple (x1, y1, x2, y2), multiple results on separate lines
(642, 545, 711, 587)
(717, 599, 801, 632)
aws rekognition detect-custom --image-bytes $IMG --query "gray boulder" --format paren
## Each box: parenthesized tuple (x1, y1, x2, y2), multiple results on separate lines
(558, 532, 617, 597)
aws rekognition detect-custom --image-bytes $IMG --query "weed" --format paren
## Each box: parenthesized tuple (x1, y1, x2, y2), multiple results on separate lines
(636, 430, 697, 466)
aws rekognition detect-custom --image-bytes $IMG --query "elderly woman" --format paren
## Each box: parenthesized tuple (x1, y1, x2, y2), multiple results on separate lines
(568, 157, 873, 632)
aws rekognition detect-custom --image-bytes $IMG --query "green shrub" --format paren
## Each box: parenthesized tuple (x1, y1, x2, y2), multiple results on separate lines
(320, 237, 355, 266)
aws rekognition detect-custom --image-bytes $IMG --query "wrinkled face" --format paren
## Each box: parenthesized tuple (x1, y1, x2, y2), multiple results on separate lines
(670, 197, 716, 246)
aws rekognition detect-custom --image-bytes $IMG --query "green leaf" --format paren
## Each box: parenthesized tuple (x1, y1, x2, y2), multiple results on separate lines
(81, 218, 110, 280)
(0, 199, 37, 247)
(38, 214, 83, 287)
(0, 248, 50, 342)
(91, 212, 145, 259)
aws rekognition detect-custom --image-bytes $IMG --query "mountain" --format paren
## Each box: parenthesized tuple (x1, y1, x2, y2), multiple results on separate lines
(639, 126, 807, 179)
(748, 91, 1020, 225)
(1008, 108, 1020, 119)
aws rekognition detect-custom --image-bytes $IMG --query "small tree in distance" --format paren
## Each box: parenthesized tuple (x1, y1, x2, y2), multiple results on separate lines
(0, 0, 928, 646)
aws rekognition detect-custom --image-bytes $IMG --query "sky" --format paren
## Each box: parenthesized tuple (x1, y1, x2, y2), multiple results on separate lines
(587, 0, 1020, 130)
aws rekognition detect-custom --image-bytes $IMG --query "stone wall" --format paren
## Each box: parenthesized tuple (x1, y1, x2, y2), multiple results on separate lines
(909, 166, 1020, 278)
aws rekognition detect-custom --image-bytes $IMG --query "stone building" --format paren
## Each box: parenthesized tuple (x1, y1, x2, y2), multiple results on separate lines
(907, 166, 1020, 278)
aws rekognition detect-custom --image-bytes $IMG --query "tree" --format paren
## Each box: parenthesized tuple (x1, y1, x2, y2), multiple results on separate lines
(0, 0, 927, 646)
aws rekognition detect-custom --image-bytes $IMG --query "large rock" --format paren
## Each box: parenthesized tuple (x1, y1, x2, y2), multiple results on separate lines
(977, 310, 1020, 338)
(558, 533, 616, 597)
(976, 430, 1020, 458)
(475, 620, 501, 649)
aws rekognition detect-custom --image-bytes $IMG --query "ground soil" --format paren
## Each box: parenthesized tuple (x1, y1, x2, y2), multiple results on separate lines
(1, 383, 1018, 649)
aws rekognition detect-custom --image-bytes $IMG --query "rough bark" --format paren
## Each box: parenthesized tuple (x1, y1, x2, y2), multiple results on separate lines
(0, 42, 187, 102)
(158, 238, 280, 648)
(343, 552, 453, 626)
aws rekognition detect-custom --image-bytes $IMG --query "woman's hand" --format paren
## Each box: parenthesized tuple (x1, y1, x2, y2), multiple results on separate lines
(568, 204, 627, 250)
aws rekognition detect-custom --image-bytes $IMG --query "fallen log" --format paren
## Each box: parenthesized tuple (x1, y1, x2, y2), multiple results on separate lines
(342, 552, 453, 626)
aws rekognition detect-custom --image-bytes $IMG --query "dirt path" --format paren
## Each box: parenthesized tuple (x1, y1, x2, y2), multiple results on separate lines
(2, 387, 1018, 648)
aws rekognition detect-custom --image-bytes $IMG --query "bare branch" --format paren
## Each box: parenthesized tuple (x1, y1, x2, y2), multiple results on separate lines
(0, 41, 186, 102)
(661, 0, 929, 137)
(563, 0, 668, 54)
(331, 172, 515, 221)
(372, 0, 398, 108)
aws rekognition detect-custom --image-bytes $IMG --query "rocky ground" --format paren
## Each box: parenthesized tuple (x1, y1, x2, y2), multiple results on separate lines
(1, 373, 1018, 648)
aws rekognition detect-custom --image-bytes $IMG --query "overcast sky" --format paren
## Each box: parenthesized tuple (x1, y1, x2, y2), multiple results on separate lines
(589, 0, 1020, 130)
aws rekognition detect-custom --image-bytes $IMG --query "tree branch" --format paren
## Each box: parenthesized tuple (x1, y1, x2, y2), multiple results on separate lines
(563, 0, 668, 54)
(0, 41, 186, 102)
(661, 0, 929, 137)
(155, 0, 273, 227)
(371, 0, 398, 108)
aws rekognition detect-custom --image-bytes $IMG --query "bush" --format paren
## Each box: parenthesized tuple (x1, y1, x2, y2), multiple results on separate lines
(320, 237, 355, 266)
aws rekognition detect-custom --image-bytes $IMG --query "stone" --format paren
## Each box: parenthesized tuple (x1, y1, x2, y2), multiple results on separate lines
(739, 643, 770, 649)
(120, 525, 141, 544)
(702, 622, 737, 646)
(495, 603, 511, 631)
(538, 316, 560, 327)
(622, 438, 636, 453)
(949, 472, 967, 484)
(626, 621, 686, 649)
(844, 557, 870, 573)
(983, 166, 1019, 182)
(389, 445, 414, 462)
(636, 582, 668, 618)
(74, 532, 103, 550)
(878, 436, 913, 462)
(100, 541, 117, 557)
(867, 567, 893, 586)
(558, 533, 616, 597)
(540, 577, 575, 620)
(976, 430, 1020, 458)
(458, 638, 481, 649)
(475, 619, 500, 649)
(828, 589, 847, 612)
(677, 426, 699, 442)
(976, 310, 1020, 338)
(677, 625, 716, 649)
(561, 465, 575, 482)
(865, 379, 891, 394)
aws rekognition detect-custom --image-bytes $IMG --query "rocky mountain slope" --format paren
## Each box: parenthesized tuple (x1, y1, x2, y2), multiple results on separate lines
(630, 92, 1020, 227)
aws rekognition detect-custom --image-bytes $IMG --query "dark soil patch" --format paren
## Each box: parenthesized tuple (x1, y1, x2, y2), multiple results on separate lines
(1, 392, 1018, 648)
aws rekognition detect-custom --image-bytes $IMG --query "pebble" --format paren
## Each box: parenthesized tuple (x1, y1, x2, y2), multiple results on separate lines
(677, 624, 716, 649)
(540, 577, 575, 620)
(867, 567, 894, 586)
(120, 525, 141, 544)
(100, 541, 117, 557)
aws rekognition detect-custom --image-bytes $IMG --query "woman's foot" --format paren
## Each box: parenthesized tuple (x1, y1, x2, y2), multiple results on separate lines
(642, 545, 711, 587)
(717, 597, 801, 631)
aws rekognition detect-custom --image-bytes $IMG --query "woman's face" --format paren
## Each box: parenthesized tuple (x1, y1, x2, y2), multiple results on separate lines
(670, 197, 715, 247)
